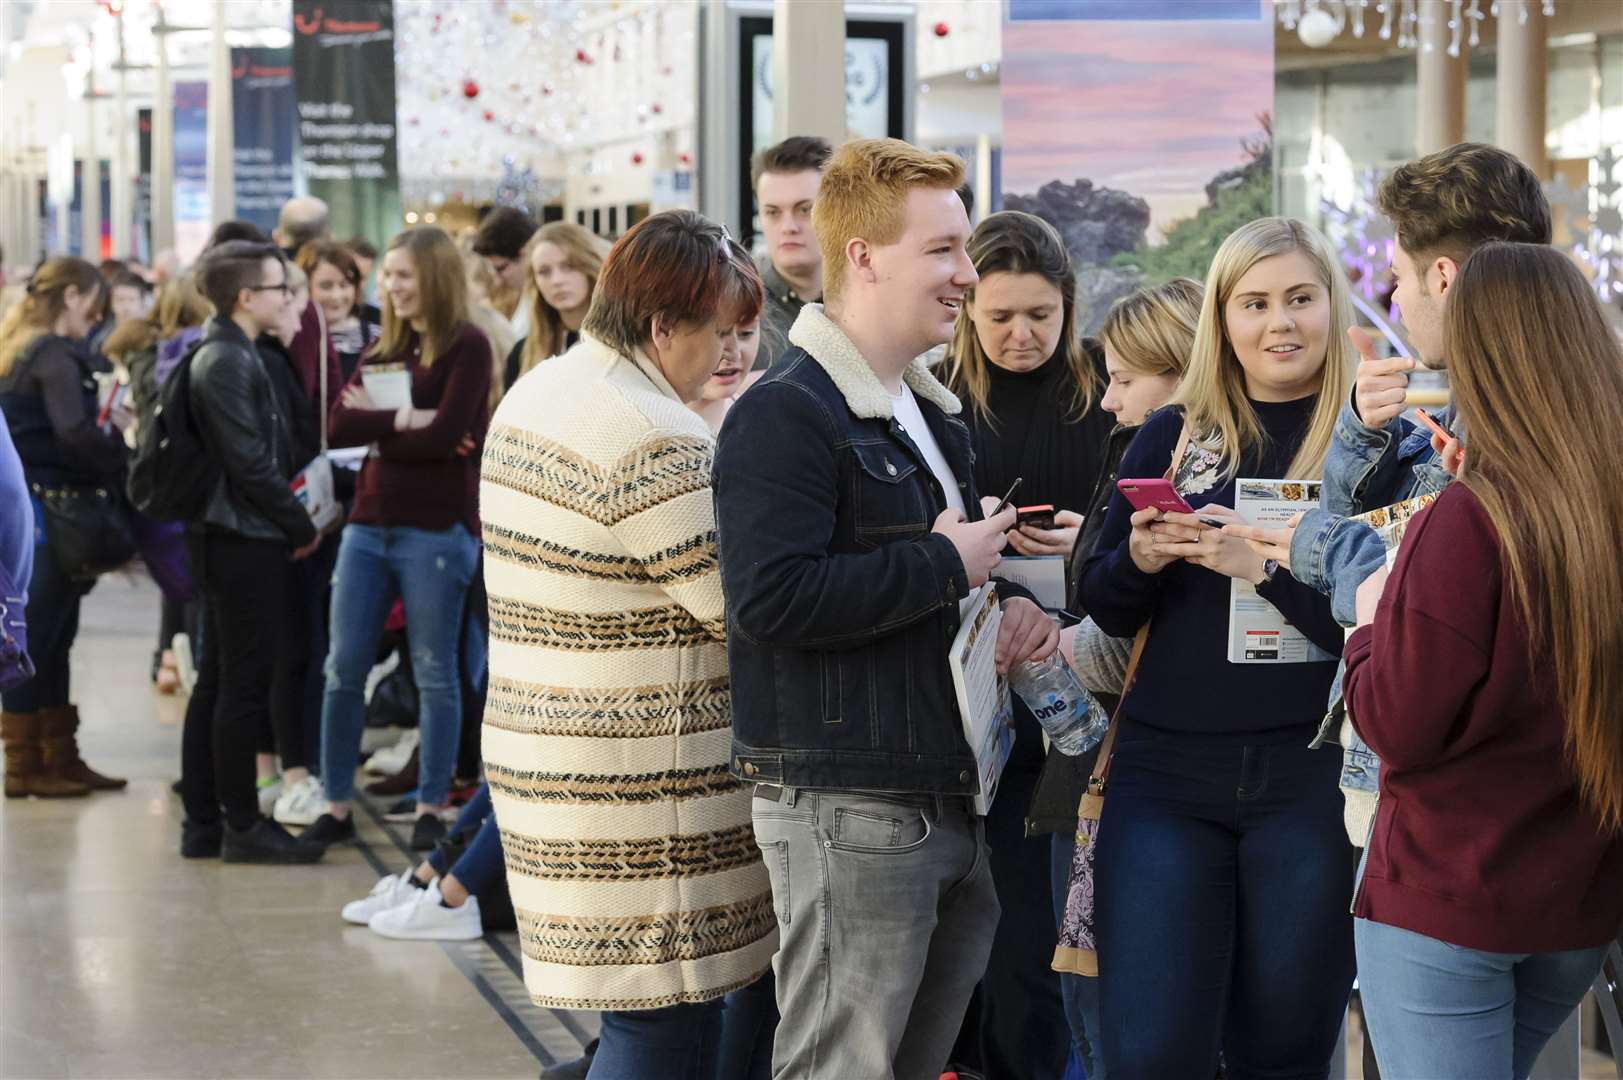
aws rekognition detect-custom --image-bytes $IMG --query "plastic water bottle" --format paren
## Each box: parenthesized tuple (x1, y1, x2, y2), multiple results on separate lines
(1009, 653, 1108, 756)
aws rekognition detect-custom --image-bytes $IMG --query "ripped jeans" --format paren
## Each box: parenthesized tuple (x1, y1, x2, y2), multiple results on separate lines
(320, 522, 479, 806)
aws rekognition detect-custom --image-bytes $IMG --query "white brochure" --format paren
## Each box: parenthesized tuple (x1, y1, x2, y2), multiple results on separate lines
(360, 363, 412, 410)
(996, 555, 1069, 613)
(1227, 479, 1337, 664)
(948, 584, 1016, 815)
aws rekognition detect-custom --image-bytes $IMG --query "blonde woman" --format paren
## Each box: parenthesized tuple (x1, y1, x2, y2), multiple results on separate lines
(1076, 217, 1356, 1077)
(502, 221, 610, 391)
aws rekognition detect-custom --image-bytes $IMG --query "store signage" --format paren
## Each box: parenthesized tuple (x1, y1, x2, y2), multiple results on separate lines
(231, 47, 296, 234)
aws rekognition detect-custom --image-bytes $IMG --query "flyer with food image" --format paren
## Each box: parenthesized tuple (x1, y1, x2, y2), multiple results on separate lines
(1227, 479, 1336, 665)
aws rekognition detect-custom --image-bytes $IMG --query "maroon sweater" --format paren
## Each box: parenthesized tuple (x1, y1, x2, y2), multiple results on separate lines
(1345, 485, 1623, 953)
(328, 322, 491, 534)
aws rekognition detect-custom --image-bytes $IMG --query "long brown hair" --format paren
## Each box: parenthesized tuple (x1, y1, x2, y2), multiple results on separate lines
(1446, 242, 1623, 830)
(377, 226, 469, 368)
(517, 222, 609, 378)
(0, 257, 103, 376)
(947, 211, 1097, 425)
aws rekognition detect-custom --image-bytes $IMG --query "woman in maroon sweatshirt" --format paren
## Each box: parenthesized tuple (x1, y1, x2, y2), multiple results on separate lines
(1344, 242, 1623, 1079)
(301, 226, 491, 851)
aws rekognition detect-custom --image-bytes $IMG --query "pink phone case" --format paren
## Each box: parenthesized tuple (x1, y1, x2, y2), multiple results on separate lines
(1117, 477, 1195, 516)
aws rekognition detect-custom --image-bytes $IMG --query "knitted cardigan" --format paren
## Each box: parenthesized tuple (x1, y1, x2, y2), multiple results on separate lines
(479, 333, 777, 1011)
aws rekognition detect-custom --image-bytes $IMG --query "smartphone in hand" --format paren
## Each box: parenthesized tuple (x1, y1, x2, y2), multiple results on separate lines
(1016, 504, 1056, 531)
(1118, 479, 1228, 530)
(1414, 408, 1455, 443)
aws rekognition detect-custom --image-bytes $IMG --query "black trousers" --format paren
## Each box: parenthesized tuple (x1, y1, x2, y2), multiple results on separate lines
(266, 529, 339, 772)
(180, 531, 291, 831)
(0, 521, 91, 714)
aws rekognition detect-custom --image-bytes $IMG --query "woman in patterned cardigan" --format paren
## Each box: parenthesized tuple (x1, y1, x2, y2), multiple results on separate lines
(480, 210, 776, 1079)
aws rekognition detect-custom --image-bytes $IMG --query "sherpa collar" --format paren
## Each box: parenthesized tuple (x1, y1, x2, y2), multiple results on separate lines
(787, 303, 962, 421)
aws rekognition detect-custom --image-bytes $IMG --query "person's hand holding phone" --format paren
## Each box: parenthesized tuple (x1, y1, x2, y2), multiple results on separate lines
(1007, 509, 1083, 557)
(1128, 507, 1180, 574)
(1413, 409, 1464, 478)
(934, 507, 1016, 588)
(1350, 326, 1416, 429)
(1154, 506, 1268, 583)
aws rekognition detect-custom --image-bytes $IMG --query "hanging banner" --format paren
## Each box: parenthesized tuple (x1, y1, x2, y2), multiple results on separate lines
(173, 80, 211, 262)
(231, 46, 297, 235)
(292, 0, 400, 245)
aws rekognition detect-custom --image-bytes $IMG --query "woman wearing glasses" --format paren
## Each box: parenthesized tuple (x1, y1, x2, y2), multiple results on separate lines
(178, 241, 324, 863)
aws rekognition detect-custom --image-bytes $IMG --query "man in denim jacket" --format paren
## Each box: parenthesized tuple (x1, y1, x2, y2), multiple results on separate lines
(1229, 143, 1551, 842)
(714, 139, 1057, 1080)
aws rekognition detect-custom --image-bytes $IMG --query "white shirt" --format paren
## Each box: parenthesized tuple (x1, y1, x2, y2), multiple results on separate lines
(890, 382, 966, 517)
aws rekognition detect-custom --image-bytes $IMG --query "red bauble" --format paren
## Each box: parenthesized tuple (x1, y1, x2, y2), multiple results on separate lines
(575, 48, 592, 64)
(933, 21, 950, 37)
(651, 102, 663, 115)
(462, 79, 479, 99)
(630, 152, 645, 165)
(678, 152, 691, 165)
(482, 110, 494, 122)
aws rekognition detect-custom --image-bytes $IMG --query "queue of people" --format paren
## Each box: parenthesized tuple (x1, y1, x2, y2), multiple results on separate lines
(0, 134, 1619, 1080)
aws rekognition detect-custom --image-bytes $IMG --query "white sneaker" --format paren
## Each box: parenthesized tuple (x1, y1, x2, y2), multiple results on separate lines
(341, 870, 420, 925)
(272, 775, 328, 827)
(364, 729, 418, 776)
(256, 778, 284, 816)
(171, 633, 198, 695)
(360, 725, 405, 756)
(368, 881, 482, 941)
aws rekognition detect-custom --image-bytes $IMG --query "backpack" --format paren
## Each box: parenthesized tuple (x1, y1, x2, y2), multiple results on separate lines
(126, 343, 218, 522)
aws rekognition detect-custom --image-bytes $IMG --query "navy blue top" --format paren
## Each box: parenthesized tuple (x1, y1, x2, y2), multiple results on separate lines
(1079, 397, 1342, 739)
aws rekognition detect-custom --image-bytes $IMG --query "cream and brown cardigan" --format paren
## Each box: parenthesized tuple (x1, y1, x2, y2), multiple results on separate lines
(479, 334, 776, 1011)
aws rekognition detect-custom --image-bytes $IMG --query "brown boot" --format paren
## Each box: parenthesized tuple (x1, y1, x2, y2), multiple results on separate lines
(2, 711, 91, 798)
(40, 705, 127, 791)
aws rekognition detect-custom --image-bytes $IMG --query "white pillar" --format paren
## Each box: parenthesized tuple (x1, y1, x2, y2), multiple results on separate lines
(151, 15, 176, 255)
(1415, 0, 1466, 155)
(205, 0, 234, 226)
(1496, 0, 1548, 177)
(110, 11, 132, 259)
(974, 134, 993, 225)
(81, 100, 103, 261)
(770, 0, 846, 146)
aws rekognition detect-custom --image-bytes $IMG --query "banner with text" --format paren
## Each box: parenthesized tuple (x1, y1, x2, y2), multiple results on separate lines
(231, 46, 296, 235)
(292, 0, 399, 246)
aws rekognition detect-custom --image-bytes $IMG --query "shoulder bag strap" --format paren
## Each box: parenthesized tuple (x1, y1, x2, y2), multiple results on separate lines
(315, 302, 330, 454)
(1089, 415, 1193, 792)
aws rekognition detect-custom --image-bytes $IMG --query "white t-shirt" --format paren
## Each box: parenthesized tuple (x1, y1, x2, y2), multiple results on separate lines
(890, 383, 966, 517)
(892, 383, 974, 616)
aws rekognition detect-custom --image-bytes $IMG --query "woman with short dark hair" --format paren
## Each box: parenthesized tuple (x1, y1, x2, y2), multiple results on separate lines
(481, 210, 777, 1078)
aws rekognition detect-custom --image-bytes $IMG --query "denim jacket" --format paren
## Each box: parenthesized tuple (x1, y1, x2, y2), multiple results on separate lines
(1289, 390, 1456, 796)
(713, 304, 1032, 796)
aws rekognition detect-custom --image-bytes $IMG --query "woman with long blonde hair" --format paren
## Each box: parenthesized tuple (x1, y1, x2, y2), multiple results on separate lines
(1076, 217, 1357, 1076)
(0, 257, 128, 797)
(502, 221, 609, 389)
(304, 226, 492, 852)
(1343, 242, 1623, 1078)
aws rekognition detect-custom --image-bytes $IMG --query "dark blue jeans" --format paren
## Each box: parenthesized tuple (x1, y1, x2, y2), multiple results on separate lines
(1095, 726, 1356, 1080)
(426, 782, 503, 895)
(588, 975, 777, 1080)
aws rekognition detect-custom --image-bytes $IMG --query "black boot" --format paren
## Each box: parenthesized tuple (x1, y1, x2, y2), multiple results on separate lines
(180, 818, 224, 858)
(222, 818, 324, 864)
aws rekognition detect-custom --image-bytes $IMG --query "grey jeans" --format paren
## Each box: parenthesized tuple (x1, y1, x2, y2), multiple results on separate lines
(751, 787, 999, 1080)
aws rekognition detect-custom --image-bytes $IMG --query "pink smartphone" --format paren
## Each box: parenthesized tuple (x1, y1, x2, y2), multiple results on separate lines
(1414, 408, 1455, 443)
(1117, 478, 1195, 516)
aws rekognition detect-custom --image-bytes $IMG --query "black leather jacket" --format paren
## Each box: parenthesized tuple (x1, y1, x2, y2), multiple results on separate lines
(187, 317, 317, 547)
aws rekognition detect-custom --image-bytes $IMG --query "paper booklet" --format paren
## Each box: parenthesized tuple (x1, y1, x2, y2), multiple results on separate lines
(1227, 479, 1338, 664)
(996, 556, 1068, 613)
(1351, 492, 1439, 570)
(360, 363, 412, 410)
(949, 584, 1016, 815)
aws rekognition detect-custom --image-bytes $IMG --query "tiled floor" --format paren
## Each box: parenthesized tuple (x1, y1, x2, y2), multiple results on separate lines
(3, 574, 1616, 1079)
(1, 574, 592, 1080)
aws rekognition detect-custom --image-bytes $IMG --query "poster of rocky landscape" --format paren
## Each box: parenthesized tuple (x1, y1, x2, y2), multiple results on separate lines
(1002, 0, 1275, 332)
